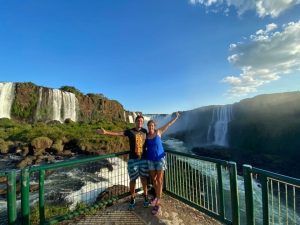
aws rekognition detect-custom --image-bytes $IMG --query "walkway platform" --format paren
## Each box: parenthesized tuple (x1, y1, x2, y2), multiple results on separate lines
(58, 194, 223, 225)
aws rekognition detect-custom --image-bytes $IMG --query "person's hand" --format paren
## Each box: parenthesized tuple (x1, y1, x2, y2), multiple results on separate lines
(175, 111, 180, 118)
(96, 128, 106, 135)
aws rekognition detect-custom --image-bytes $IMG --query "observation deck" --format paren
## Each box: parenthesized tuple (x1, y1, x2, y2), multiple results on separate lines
(1, 150, 299, 225)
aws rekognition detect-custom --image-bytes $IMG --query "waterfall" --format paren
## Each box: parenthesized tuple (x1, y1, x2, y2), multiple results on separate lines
(62, 91, 78, 122)
(51, 89, 63, 121)
(0, 82, 15, 119)
(207, 105, 233, 146)
(123, 111, 127, 122)
(144, 114, 172, 128)
(128, 115, 134, 123)
(36, 88, 78, 122)
(132, 112, 137, 121)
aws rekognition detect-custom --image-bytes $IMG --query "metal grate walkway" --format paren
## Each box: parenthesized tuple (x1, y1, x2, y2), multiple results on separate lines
(59, 194, 222, 225)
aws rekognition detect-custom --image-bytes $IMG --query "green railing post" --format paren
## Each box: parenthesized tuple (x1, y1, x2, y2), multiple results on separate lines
(261, 174, 269, 225)
(216, 164, 225, 220)
(39, 169, 45, 225)
(229, 162, 240, 225)
(22, 168, 30, 225)
(243, 165, 254, 225)
(7, 170, 17, 225)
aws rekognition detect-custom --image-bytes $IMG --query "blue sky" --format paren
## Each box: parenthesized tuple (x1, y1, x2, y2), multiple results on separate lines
(0, 0, 300, 113)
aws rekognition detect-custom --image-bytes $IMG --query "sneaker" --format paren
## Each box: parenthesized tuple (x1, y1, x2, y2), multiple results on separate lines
(128, 198, 136, 210)
(143, 195, 150, 208)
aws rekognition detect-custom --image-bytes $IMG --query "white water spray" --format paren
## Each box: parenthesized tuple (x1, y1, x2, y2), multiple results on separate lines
(207, 105, 233, 146)
(0, 82, 15, 119)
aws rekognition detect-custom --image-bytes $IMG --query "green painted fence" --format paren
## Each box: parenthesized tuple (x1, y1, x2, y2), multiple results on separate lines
(1, 150, 300, 225)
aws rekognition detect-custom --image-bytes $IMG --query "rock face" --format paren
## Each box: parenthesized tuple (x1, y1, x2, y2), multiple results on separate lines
(96, 185, 130, 202)
(0, 82, 134, 123)
(77, 93, 125, 122)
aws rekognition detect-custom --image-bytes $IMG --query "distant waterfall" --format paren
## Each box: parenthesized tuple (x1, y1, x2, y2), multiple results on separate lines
(0, 82, 15, 119)
(62, 91, 78, 121)
(132, 112, 137, 121)
(36, 88, 79, 122)
(144, 114, 172, 128)
(128, 115, 134, 123)
(51, 89, 63, 121)
(127, 112, 138, 124)
(123, 111, 127, 122)
(207, 105, 233, 146)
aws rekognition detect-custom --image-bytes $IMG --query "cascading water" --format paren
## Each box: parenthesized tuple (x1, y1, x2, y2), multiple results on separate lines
(51, 89, 63, 121)
(128, 115, 134, 123)
(143, 114, 172, 128)
(36, 88, 78, 122)
(0, 82, 15, 119)
(207, 105, 233, 146)
(123, 111, 127, 122)
(62, 91, 78, 121)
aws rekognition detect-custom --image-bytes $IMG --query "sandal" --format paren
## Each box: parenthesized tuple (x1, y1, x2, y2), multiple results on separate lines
(152, 205, 160, 215)
(150, 197, 158, 206)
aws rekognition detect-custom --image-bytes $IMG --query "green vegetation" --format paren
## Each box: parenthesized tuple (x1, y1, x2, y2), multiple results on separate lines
(29, 202, 99, 225)
(10, 82, 39, 120)
(30, 204, 70, 225)
(11, 92, 39, 120)
(0, 118, 132, 154)
(60, 86, 83, 96)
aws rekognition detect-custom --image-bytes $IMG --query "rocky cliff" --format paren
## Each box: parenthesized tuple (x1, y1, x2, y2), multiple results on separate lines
(0, 82, 135, 123)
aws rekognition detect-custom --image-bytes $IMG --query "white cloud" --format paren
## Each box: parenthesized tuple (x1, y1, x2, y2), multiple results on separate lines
(189, 0, 300, 18)
(222, 20, 300, 96)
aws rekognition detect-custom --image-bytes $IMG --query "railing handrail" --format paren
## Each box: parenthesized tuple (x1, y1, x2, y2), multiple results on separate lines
(165, 149, 229, 166)
(251, 166, 300, 186)
(29, 150, 130, 172)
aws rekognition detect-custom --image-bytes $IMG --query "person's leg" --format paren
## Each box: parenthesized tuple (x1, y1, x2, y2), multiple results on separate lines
(149, 170, 157, 200)
(127, 159, 139, 210)
(155, 170, 164, 204)
(129, 180, 136, 198)
(139, 160, 150, 207)
(149, 170, 157, 190)
(141, 176, 148, 196)
(151, 158, 166, 215)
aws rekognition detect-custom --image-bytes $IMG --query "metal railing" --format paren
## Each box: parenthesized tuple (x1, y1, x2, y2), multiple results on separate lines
(164, 150, 238, 225)
(243, 165, 300, 225)
(0, 170, 17, 225)
(0, 151, 143, 225)
(1, 150, 300, 225)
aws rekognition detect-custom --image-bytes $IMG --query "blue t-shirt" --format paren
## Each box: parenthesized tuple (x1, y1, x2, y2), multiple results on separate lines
(146, 135, 165, 161)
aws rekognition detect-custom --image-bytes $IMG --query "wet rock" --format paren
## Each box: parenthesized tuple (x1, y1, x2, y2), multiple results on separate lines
(96, 185, 129, 202)
(59, 150, 74, 157)
(16, 156, 35, 169)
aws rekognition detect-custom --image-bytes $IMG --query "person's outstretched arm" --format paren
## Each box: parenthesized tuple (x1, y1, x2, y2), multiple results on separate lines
(157, 112, 180, 136)
(96, 128, 124, 136)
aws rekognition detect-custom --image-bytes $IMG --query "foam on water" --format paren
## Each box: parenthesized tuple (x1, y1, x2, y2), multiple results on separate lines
(64, 158, 140, 209)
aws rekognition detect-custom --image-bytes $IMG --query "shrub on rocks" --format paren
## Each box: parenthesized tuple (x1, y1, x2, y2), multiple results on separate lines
(0, 138, 9, 154)
(51, 139, 64, 153)
(31, 137, 53, 150)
